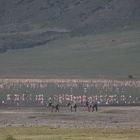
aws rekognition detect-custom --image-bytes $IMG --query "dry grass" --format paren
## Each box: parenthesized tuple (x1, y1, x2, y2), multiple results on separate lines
(0, 126, 140, 140)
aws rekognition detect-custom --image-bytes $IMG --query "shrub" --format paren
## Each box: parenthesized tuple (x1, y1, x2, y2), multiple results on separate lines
(128, 75, 133, 79)
(6, 135, 17, 140)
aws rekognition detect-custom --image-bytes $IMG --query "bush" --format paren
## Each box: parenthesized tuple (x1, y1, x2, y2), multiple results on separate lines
(128, 75, 133, 79)
(6, 135, 17, 140)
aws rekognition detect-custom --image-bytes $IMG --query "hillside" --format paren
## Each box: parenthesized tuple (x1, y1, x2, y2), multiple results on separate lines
(0, 0, 140, 51)
(0, 0, 140, 78)
(0, 29, 140, 78)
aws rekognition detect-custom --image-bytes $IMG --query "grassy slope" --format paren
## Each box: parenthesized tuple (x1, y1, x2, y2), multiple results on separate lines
(0, 127, 140, 140)
(0, 0, 140, 79)
(0, 29, 140, 79)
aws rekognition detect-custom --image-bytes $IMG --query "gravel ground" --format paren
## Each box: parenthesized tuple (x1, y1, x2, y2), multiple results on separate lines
(0, 106, 140, 129)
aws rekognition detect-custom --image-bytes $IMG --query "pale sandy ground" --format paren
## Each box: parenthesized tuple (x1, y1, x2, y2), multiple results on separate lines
(0, 106, 140, 129)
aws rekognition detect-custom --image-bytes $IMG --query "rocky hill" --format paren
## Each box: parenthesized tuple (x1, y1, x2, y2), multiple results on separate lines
(0, 0, 140, 52)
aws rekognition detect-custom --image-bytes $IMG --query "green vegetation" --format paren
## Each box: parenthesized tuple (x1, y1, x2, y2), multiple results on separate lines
(0, 126, 140, 140)
(0, 29, 140, 79)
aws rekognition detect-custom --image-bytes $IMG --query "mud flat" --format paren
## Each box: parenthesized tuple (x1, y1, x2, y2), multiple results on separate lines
(0, 106, 140, 129)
